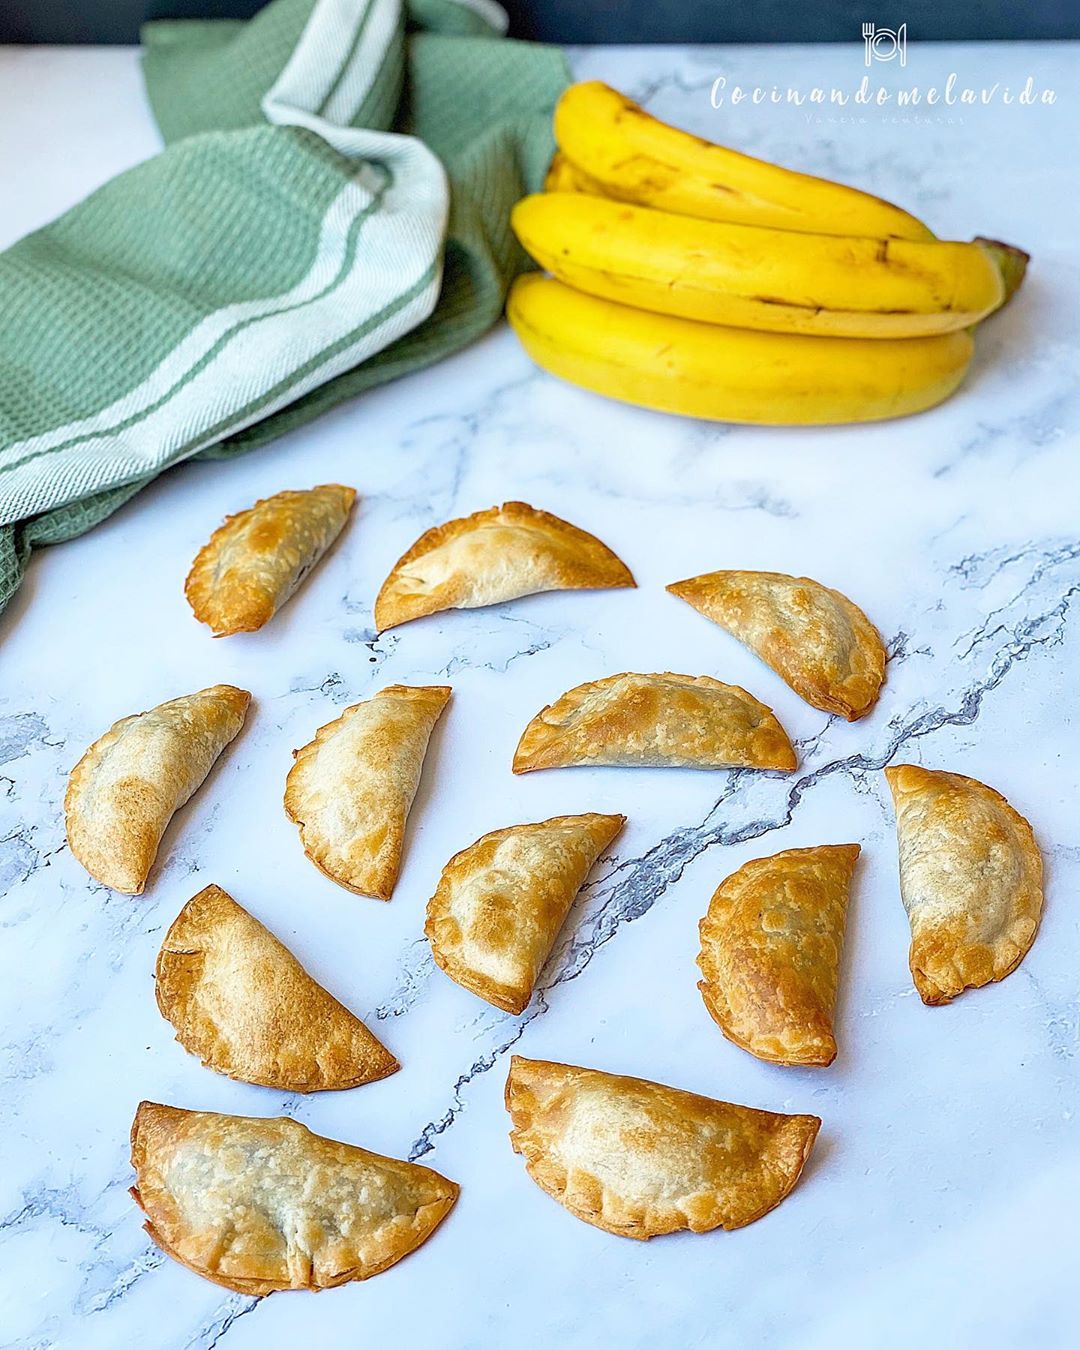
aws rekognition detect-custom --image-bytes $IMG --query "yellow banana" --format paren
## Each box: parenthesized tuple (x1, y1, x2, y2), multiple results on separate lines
(544, 150, 608, 195)
(554, 81, 933, 241)
(513, 192, 1006, 339)
(507, 274, 973, 426)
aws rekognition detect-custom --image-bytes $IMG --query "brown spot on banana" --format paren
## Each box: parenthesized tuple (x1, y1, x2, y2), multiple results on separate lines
(752, 296, 827, 314)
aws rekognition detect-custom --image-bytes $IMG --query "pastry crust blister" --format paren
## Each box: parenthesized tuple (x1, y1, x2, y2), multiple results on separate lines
(426, 812, 625, 1014)
(186, 484, 356, 636)
(130, 1103, 458, 1293)
(64, 684, 250, 894)
(505, 1057, 820, 1239)
(285, 684, 451, 900)
(668, 569, 886, 720)
(698, 844, 859, 1067)
(374, 501, 634, 631)
(886, 764, 1043, 1004)
(155, 884, 398, 1091)
(513, 671, 796, 773)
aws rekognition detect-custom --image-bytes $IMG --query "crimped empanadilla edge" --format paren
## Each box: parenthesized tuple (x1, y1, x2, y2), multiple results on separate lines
(64, 713, 147, 892)
(697, 983, 837, 1068)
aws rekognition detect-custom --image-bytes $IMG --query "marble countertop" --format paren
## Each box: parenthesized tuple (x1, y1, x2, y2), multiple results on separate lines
(2, 36, 1078, 1350)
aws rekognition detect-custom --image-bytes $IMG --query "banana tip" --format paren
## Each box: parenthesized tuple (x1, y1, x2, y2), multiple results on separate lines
(975, 236, 1031, 306)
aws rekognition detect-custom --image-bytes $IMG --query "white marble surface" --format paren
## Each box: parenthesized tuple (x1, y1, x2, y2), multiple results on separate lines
(2, 37, 1079, 1350)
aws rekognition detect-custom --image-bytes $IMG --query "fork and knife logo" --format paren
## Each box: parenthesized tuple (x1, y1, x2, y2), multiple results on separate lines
(863, 22, 908, 67)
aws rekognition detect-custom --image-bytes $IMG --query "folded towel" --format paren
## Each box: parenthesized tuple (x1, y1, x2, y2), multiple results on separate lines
(0, 0, 567, 617)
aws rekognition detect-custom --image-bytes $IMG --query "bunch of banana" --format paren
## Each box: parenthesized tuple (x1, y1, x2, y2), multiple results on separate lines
(507, 80, 1028, 426)
(508, 275, 974, 426)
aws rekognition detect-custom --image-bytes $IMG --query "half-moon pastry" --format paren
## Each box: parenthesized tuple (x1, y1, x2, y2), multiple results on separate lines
(697, 844, 860, 1066)
(130, 1102, 458, 1292)
(885, 764, 1043, 1004)
(285, 684, 451, 899)
(426, 812, 625, 1014)
(512, 672, 796, 774)
(155, 884, 398, 1090)
(374, 501, 634, 631)
(505, 1057, 820, 1238)
(667, 569, 886, 720)
(186, 484, 356, 636)
(65, 684, 250, 893)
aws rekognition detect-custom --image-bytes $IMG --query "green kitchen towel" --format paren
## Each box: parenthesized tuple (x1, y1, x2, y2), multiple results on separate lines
(0, 0, 568, 617)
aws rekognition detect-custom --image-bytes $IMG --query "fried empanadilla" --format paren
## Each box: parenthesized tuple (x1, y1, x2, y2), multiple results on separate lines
(505, 1057, 820, 1239)
(130, 1102, 458, 1293)
(698, 844, 860, 1067)
(373, 501, 634, 631)
(885, 764, 1043, 1005)
(513, 671, 796, 774)
(285, 684, 451, 899)
(65, 684, 250, 894)
(426, 812, 624, 1014)
(186, 484, 356, 636)
(667, 569, 886, 721)
(155, 884, 397, 1091)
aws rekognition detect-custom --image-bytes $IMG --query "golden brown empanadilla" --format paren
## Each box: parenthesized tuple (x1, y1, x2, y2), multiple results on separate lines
(155, 884, 398, 1090)
(697, 844, 860, 1067)
(885, 764, 1043, 1005)
(505, 1057, 819, 1239)
(512, 672, 796, 774)
(130, 1102, 458, 1293)
(426, 813, 625, 1014)
(65, 685, 250, 894)
(285, 684, 451, 899)
(186, 484, 356, 636)
(374, 501, 634, 631)
(667, 570, 886, 721)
